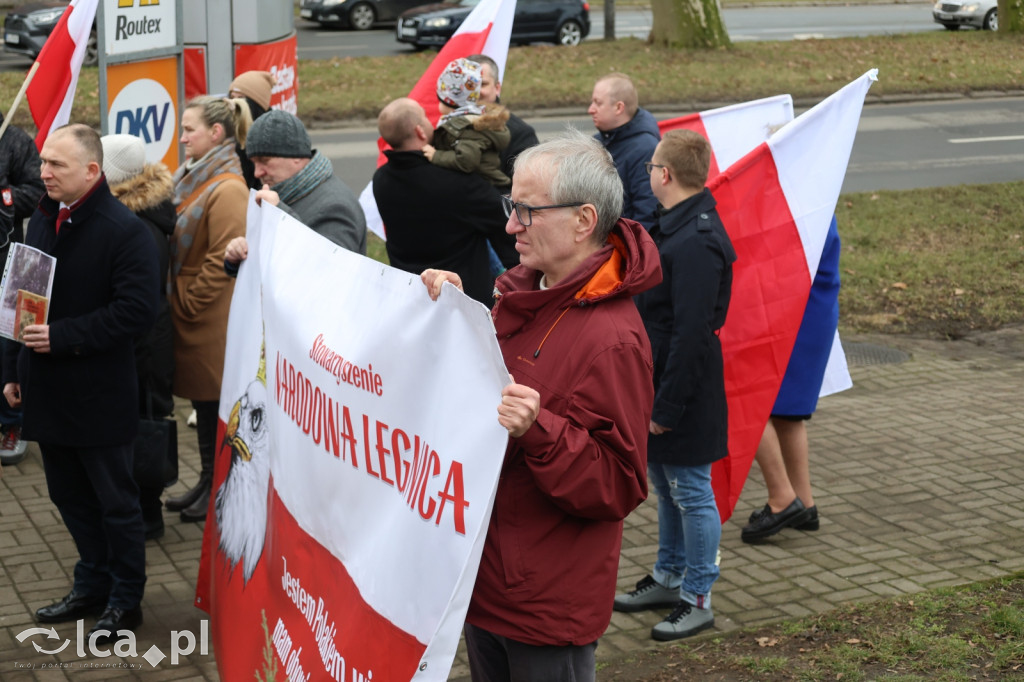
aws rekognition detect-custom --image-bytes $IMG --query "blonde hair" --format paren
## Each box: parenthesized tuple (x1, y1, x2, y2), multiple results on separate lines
(659, 129, 711, 189)
(596, 73, 639, 118)
(185, 95, 253, 148)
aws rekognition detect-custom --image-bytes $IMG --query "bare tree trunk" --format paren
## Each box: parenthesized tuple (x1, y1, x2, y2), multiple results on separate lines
(604, 0, 616, 40)
(649, 0, 731, 49)
(998, 0, 1024, 32)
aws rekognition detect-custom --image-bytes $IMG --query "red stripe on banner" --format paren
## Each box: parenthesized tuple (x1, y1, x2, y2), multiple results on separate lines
(708, 145, 810, 523)
(657, 113, 721, 179)
(198, 422, 426, 680)
(26, 8, 77, 149)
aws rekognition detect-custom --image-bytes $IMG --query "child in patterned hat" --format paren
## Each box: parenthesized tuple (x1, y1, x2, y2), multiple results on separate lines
(424, 58, 511, 188)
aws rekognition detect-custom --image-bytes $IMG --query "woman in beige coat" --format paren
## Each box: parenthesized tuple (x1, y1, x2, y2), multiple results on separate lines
(165, 96, 251, 523)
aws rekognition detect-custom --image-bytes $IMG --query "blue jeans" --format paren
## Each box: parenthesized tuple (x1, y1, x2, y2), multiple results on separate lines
(649, 462, 721, 609)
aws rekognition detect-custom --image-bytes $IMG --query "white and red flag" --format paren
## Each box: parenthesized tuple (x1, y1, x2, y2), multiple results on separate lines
(196, 198, 509, 681)
(658, 94, 795, 179)
(26, 0, 98, 150)
(708, 70, 877, 522)
(359, 0, 518, 239)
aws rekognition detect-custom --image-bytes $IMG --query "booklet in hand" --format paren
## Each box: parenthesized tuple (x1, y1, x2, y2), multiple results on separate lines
(0, 243, 55, 343)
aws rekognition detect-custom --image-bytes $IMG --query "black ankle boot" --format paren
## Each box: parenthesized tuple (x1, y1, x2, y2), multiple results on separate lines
(179, 481, 211, 523)
(164, 471, 212, 512)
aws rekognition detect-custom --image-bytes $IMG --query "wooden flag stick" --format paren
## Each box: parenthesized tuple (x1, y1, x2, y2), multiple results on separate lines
(0, 61, 41, 144)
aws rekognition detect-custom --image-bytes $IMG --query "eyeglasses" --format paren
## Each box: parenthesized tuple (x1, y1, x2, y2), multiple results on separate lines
(644, 162, 667, 175)
(501, 195, 584, 227)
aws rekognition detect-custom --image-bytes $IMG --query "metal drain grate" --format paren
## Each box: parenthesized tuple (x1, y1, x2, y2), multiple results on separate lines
(844, 342, 911, 367)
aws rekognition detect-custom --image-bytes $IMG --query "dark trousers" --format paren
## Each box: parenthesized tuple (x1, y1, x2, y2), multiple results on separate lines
(39, 442, 146, 609)
(192, 399, 219, 471)
(465, 623, 597, 682)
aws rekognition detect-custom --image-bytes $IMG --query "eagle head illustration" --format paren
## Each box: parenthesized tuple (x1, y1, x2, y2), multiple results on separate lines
(216, 346, 270, 583)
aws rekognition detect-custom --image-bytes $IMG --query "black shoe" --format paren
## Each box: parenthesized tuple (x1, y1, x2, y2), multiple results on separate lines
(88, 605, 143, 644)
(164, 473, 211, 512)
(179, 484, 210, 523)
(741, 498, 813, 543)
(793, 505, 819, 531)
(36, 589, 107, 623)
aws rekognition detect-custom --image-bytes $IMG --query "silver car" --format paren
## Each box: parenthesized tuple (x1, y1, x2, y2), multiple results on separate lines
(933, 0, 998, 31)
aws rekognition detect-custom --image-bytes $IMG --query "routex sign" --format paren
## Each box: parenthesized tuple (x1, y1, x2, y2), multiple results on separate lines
(103, 0, 176, 54)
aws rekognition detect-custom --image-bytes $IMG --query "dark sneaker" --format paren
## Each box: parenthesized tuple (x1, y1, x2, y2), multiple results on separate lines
(651, 600, 714, 641)
(792, 505, 819, 531)
(613, 575, 679, 613)
(741, 497, 813, 543)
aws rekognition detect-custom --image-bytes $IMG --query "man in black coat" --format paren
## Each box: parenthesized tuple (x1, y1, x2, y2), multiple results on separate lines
(373, 97, 515, 307)
(2, 124, 160, 641)
(613, 129, 736, 642)
(466, 54, 540, 181)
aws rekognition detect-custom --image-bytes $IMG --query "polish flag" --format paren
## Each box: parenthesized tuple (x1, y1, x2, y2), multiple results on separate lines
(359, 0, 518, 239)
(658, 94, 795, 179)
(708, 70, 878, 522)
(25, 0, 98, 150)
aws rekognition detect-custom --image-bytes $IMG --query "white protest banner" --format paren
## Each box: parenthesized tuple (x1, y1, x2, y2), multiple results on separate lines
(196, 196, 509, 681)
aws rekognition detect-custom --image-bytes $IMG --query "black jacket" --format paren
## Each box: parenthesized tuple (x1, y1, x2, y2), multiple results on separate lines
(499, 111, 539, 180)
(109, 164, 177, 418)
(636, 189, 736, 466)
(595, 108, 661, 230)
(0, 118, 46, 250)
(373, 149, 515, 307)
(3, 177, 160, 446)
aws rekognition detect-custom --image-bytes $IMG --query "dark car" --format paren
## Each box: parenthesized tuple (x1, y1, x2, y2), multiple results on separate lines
(397, 0, 589, 49)
(3, 1, 98, 66)
(300, 0, 428, 30)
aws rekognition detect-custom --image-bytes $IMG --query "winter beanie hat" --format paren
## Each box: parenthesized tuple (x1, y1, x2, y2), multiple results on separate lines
(245, 110, 312, 159)
(229, 71, 276, 111)
(437, 58, 482, 109)
(101, 134, 146, 185)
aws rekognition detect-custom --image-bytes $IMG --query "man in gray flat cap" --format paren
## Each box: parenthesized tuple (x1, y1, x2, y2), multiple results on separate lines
(225, 110, 366, 271)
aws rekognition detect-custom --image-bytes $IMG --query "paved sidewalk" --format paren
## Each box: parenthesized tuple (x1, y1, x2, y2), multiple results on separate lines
(1, 328, 1022, 680)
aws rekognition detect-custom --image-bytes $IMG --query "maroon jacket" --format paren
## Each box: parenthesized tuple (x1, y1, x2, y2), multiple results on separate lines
(466, 218, 662, 646)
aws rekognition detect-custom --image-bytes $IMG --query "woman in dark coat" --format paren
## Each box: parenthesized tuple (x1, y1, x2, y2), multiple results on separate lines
(102, 134, 176, 540)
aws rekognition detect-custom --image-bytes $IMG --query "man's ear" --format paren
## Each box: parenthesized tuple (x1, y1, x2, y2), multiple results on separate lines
(614, 100, 626, 117)
(415, 123, 428, 142)
(574, 204, 599, 243)
(86, 161, 102, 183)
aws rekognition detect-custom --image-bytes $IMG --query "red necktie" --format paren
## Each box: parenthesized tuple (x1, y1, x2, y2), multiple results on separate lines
(56, 207, 71, 234)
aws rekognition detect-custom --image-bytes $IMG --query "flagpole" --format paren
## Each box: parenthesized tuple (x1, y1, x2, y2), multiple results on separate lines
(0, 62, 40, 145)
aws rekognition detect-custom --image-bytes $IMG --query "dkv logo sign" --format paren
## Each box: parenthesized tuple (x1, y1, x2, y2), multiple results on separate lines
(108, 79, 174, 163)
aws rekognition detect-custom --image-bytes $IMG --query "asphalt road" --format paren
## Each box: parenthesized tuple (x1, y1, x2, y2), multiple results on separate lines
(293, 4, 942, 59)
(0, 4, 947, 69)
(312, 96, 1024, 196)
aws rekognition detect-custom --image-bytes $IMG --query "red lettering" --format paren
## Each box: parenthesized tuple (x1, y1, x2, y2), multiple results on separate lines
(363, 414, 379, 479)
(436, 461, 469, 534)
(391, 429, 411, 492)
(376, 421, 393, 486)
(339, 405, 357, 467)
(417, 451, 440, 521)
(325, 397, 340, 458)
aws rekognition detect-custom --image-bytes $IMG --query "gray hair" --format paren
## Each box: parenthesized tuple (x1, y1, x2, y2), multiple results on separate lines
(514, 128, 623, 242)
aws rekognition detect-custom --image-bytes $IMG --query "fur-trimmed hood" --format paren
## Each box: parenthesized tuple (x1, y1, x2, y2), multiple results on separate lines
(109, 163, 174, 216)
(472, 103, 510, 132)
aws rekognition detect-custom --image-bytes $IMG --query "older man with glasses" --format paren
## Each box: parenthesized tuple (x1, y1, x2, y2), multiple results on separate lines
(422, 129, 662, 682)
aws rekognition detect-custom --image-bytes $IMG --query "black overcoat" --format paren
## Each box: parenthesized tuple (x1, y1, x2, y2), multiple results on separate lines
(2, 177, 160, 446)
(637, 188, 736, 467)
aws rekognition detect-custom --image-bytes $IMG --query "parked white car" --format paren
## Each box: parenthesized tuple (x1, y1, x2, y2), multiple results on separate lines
(933, 0, 998, 31)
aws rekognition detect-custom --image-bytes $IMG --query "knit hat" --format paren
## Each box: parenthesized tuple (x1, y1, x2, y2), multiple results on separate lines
(437, 58, 482, 109)
(229, 71, 276, 111)
(245, 109, 312, 159)
(101, 134, 146, 185)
